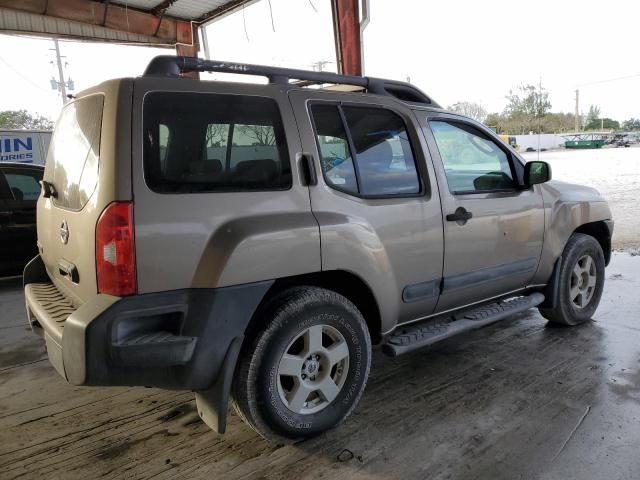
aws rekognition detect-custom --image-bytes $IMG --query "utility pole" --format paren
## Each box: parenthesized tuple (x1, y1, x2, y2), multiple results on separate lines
(574, 89, 580, 132)
(310, 60, 332, 72)
(53, 39, 66, 104)
(50, 39, 74, 105)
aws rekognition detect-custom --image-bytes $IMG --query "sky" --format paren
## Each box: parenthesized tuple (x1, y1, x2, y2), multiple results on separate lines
(1, 0, 639, 123)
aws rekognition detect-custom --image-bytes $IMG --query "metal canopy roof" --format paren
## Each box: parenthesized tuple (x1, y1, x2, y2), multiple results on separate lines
(0, 0, 256, 46)
(0, 0, 363, 77)
(109, 0, 256, 22)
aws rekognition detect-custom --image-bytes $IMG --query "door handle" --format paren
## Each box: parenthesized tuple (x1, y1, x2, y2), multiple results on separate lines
(58, 259, 80, 283)
(446, 207, 473, 224)
(296, 152, 317, 186)
(41, 180, 58, 199)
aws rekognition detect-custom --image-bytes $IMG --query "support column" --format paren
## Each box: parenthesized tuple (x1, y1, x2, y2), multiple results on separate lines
(176, 22, 200, 78)
(331, 0, 362, 76)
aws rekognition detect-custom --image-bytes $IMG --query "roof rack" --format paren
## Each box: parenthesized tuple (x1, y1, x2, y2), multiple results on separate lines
(143, 56, 439, 107)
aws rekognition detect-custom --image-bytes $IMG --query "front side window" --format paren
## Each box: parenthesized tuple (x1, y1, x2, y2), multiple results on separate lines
(144, 92, 291, 193)
(310, 104, 420, 197)
(430, 120, 515, 194)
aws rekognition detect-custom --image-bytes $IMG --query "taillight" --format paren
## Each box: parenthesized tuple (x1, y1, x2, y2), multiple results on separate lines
(95, 201, 136, 296)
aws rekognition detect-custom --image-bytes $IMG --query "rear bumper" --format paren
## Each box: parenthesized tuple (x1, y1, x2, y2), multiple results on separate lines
(24, 255, 272, 390)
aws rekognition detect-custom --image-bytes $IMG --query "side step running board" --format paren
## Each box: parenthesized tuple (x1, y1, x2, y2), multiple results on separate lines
(382, 293, 545, 357)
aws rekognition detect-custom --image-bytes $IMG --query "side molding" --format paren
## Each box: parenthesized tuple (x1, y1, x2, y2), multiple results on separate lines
(402, 279, 440, 303)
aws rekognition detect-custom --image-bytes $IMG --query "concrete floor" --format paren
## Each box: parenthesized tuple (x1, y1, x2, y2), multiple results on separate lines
(1, 252, 639, 480)
(522, 146, 640, 249)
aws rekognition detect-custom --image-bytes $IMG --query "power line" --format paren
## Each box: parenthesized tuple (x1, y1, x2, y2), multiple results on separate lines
(0, 56, 51, 93)
(577, 73, 640, 87)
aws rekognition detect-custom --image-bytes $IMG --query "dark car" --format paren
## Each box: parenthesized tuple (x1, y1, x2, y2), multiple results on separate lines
(0, 162, 43, 276)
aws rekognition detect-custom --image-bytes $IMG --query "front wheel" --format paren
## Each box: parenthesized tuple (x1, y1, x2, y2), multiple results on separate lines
(231, 287, 372, 441)
(539, 233, 605, 325)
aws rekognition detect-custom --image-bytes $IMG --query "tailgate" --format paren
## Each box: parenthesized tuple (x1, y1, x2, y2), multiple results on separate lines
(36, 80, 132, 305)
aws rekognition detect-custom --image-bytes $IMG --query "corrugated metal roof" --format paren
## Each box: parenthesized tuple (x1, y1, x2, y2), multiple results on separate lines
(112, 0, 159, 10)
(0, 1, 257, 46)
(111, 0, 254, 22)
(0, 6, 167, 44)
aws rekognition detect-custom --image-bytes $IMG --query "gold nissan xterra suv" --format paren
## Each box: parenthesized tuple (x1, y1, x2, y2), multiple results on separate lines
(24, 56, 613, 441)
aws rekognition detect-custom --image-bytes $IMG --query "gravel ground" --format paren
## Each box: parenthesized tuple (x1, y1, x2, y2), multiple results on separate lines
(522, 145, 640, 249)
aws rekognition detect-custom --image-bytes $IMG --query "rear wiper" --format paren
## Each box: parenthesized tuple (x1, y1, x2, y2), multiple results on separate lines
(41, 180, 58, 199)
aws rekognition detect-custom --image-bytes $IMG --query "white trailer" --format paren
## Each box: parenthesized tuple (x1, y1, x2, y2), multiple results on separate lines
(0, 130, 52, 165)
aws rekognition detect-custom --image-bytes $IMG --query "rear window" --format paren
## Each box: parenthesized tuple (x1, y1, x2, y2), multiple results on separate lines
(143, 92, 291, 193)
(4, 169, 42, 201)
(47, 94, 104, 210)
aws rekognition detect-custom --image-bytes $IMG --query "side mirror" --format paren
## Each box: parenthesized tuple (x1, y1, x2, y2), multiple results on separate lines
(524, 161, 551, 186)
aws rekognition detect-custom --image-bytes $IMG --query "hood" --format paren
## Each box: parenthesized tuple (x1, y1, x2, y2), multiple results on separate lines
(541, 179, 607, 204)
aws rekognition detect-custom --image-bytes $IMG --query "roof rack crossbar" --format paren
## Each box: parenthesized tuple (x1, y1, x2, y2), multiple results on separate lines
(143, 56, 438, 107)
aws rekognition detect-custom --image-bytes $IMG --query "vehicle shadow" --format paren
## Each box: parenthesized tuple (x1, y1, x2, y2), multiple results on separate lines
(286, 312, 609, 480)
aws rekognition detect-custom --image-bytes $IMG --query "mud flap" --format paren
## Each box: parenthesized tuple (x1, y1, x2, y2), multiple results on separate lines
(195, 336, 243, 434)
(540, 255, 562, 309)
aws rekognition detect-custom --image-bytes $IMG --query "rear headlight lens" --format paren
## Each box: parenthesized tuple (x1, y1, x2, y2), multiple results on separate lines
(95, 201, 136, 296)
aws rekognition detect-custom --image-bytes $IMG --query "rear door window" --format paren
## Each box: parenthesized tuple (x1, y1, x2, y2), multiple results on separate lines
(143, 92, 291, 193)
(343, 106, 420, 196)
(310, 104, 358, 194)
(310, 104, 421, 197)
(47, 94, 104, 210)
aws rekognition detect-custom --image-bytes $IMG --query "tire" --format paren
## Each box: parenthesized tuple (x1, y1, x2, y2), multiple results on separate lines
(539, 233, 605, 326)
(231, 287, 372, 441)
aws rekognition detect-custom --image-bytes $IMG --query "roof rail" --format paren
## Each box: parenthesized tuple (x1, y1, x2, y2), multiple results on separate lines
(143, 56, 439, 107)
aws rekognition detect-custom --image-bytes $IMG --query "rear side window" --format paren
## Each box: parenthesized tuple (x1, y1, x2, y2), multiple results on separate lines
(310, 104, 420, 197)
(343, 106, 420, 196)
(310, 104, 358, 193)
(4, 169, 42, 201)
(144, 92, 291, 193)
(47, 94, 104, 210)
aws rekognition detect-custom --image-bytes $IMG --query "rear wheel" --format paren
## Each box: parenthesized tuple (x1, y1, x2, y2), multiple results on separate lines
(231, 287, 372, 441)
(539, 233, 605, 325)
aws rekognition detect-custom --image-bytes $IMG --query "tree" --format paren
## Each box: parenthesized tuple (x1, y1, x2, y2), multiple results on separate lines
(584, 117, 620, 130)
(542, 112, 577, 133)
(447, 101, 487, 123)
(586, 105, 601, 126)
(502, 83, 552, 133)
(484, 113, 503, 132)
(0, 110, 54, 130)
(622, 118, 640, 131)
(504, 84, 552, 118)
(205, 124, 228, 146)
(238, 125, 276, 146)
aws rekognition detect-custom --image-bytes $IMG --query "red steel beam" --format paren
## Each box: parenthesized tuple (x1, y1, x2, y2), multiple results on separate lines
(331, 0, 361, 76)
(176, 22, 199, 78)
(0, 0, 193, 44)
